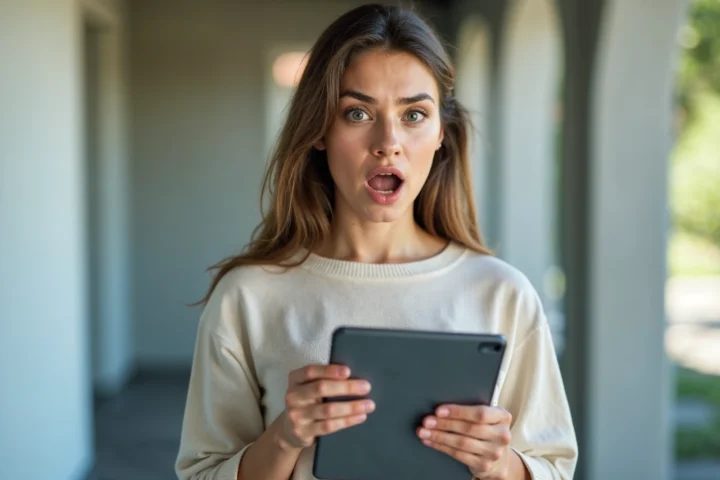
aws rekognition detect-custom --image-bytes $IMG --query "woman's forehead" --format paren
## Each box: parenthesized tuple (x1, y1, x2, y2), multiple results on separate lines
(340, 49, 440, 102)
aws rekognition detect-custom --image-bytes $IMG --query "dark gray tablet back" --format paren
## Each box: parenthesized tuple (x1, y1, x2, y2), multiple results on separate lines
(312, 326, 506, 480)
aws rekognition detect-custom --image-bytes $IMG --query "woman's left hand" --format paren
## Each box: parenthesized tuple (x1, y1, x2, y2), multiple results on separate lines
(417, 404, 513, 480)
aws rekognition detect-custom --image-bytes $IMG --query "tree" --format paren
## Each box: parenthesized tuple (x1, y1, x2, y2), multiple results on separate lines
(676, 0, 720, 121)
(671, 0, 720, 250)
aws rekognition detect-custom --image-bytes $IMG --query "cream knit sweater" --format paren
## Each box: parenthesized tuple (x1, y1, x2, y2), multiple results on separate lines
(175, 242, 578, 480)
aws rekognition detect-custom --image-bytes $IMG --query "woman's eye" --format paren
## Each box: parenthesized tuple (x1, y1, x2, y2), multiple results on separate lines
(405, 110, 426, 123)
(347, 109, 367, 122)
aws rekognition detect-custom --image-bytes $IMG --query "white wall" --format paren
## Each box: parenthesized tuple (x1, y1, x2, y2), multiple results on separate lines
(0, 1, 92, 478)
(128, 0, 370, 366)
(265, 47, 312, 159)
(588, 1, 689, 478)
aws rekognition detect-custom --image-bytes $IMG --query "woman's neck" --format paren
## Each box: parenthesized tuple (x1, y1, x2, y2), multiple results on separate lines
(315, 210, 447, 264)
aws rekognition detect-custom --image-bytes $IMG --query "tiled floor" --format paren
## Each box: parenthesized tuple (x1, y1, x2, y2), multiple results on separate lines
(86, 371, 190, 480)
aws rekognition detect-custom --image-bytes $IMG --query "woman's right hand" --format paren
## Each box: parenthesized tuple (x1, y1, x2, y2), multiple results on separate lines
(275, 364, 375, 450)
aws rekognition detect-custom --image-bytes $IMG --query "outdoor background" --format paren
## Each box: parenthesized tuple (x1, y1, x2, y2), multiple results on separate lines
(666, 0, 720, 470)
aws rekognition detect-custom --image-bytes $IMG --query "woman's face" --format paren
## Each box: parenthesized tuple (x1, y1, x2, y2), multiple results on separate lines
(316, 48, 444, 225)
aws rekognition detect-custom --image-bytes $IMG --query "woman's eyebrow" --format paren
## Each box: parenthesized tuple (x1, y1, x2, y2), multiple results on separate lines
(339, 90, 435, 105)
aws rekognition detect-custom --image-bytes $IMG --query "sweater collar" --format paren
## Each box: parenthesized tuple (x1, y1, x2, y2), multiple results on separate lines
(298, 241, 468, 279)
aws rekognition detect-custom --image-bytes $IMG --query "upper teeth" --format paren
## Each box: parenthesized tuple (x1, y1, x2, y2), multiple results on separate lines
(379, 173, 393, 176)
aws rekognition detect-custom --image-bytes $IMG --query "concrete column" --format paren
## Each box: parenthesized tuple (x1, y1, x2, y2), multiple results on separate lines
(82, 0, 134, 397)
(585, 1, 689, 478)
(497, 0, 564, 349)
(556, 1, 604, 478)
(0, 1, 92, 478)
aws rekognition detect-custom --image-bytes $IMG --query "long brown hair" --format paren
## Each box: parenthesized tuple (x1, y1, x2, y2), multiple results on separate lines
(196, 3, 491, 305)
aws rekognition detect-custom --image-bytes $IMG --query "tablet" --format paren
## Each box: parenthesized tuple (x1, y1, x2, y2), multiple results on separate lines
(312, 326, 506, 480)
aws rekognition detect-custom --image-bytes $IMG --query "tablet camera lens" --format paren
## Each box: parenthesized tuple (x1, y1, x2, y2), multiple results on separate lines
(478, 343, 501, 354)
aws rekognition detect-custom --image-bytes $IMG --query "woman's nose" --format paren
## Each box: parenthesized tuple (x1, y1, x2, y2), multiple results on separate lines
(371, 120, 401, 158)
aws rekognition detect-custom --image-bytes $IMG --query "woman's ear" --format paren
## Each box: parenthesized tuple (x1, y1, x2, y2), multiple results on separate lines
(314, 138, 326, 151)
(437, 129, 444, 150)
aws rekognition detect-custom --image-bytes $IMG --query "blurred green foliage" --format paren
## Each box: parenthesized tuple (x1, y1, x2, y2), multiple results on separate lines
(671, 0, 720, 254)
(676, 368, 720, 460)
(668, 231, 720, 276)
(676, 0, 720, 112)
(671, 1, 720, 460)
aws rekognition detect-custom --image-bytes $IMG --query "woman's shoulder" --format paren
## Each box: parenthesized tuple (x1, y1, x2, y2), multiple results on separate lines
(208, 260, 301, 299)
(459, 248, 537, 296)
(457, 248, 547, 335)
(197, 260, 305, 336)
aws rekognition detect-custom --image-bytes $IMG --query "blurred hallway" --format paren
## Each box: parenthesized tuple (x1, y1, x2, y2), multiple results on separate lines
(87, 372, 189, 480)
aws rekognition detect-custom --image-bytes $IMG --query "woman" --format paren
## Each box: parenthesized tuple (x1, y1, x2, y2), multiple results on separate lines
(175, 4, 577, 480)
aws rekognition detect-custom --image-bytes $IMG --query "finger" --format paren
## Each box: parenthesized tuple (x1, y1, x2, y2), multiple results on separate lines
(305, 399, 376, 420)
(422, 416, 482, 438)
(417, 428, 492, 456)
(423, 416, 511, 445)
(436, 405, 512, 425)
(288, 364, 350, 385)
(285, 399, 375, 434)
(308, 413, 368, 437)
(421, 439, 492, 473)
(289, 379, 371, 405)
(284, 409, 369, 444)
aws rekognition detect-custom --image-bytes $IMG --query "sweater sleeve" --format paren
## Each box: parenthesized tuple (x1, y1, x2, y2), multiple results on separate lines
(497, 299, 578, 479)
(175, 277, 265, 480)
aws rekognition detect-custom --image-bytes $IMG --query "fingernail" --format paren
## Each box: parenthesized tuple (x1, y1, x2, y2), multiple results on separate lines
(418, 428, 431, 439)
(364, 400, 375, 412)
(360, 381, 371, 392)
(339, 366, 350, 376)
(437, 407, 449, 417)
(424, 417, 436, 428)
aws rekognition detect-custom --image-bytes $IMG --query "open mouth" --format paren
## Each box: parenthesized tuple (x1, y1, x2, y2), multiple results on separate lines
(367, 172, 403, 195)
(365, 167, 405, 205)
